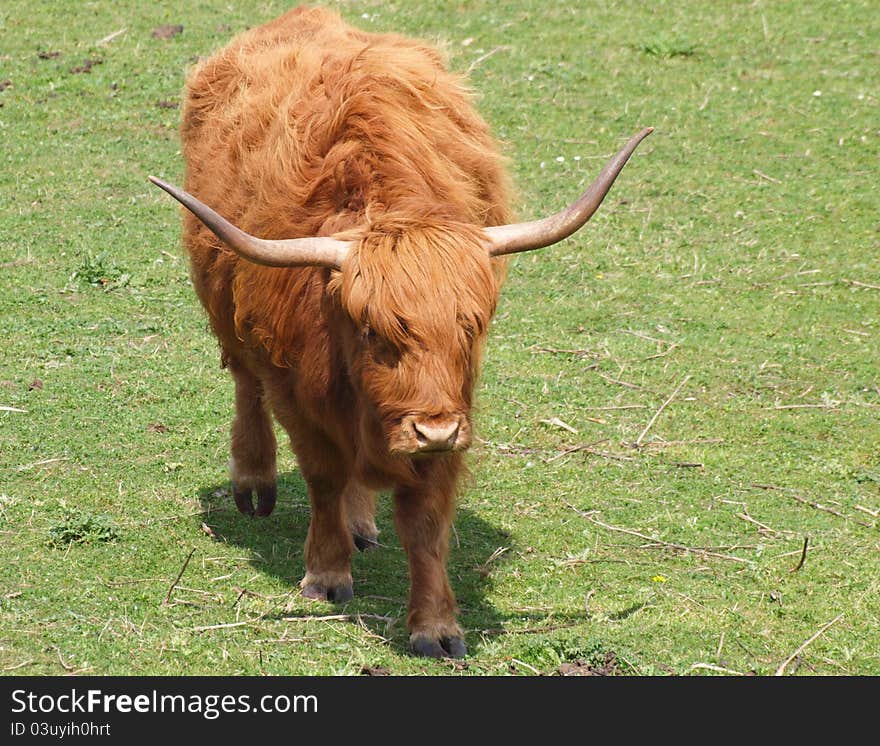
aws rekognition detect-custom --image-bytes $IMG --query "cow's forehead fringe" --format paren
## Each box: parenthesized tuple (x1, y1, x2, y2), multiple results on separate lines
(333, 217, 499, 349)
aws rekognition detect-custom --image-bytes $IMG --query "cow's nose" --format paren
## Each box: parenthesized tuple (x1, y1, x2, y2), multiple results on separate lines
(413, 419, 461, 451)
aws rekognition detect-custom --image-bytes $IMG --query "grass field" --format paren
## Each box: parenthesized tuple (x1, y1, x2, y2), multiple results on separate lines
(1, 0, 878, 676)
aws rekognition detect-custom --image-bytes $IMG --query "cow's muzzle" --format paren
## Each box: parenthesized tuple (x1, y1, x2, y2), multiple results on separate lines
(393, 414, 471, 455)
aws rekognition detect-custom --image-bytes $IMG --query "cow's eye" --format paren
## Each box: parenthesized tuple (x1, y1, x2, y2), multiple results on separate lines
(371, 335, 400, 368)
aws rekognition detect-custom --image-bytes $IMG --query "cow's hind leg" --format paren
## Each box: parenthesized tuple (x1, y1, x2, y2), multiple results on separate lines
(393, 471, 466, 658)
(228, 361, 277, 517)
(343, 480, 379, 551)
(300, 470, 355, 603)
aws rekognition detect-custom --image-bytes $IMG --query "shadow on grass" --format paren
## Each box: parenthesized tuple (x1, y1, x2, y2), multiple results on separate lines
(196, 468, 513, 657)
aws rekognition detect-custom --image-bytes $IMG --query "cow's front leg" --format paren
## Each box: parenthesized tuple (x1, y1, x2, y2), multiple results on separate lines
(228, 361, 277, 517)
(300, 473, 355, 603)
(393, 472, 465, 658)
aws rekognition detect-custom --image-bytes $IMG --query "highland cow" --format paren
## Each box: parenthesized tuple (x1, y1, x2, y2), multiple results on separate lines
(150, 6, 650, 658)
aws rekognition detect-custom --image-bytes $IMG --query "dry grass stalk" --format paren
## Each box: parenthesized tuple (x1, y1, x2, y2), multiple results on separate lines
(774, 614, 844, 676)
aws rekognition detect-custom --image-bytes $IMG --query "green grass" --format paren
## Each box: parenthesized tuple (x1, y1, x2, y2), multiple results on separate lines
(1, 0, 878, 676)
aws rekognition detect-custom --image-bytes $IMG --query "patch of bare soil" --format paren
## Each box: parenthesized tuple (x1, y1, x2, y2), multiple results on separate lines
(70, 59, 103, 74)
(556, 652, 620, 676)
(360, 666, 391, 676)
(152, 24, 183, 40)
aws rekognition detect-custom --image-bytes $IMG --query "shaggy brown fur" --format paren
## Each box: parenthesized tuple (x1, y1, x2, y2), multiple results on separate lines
(179, 6, 514, 657)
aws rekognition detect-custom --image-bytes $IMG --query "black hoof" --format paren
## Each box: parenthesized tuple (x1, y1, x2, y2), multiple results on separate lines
(233, 484, 276, 517)
(302, 582, 354, 604)
(441, 636, 467, 659)
(328, 583, 354, 603)
(353, 532, 379, 552)
(412, 637, 445, 658)
(232, 486, 254, 516)
(411, 635, 467, 659)
(255, 485, 277, 517)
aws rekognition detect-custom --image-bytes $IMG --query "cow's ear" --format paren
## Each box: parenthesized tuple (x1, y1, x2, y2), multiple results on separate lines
(484, 128, 652, 258)
(149, 176, 352, 270)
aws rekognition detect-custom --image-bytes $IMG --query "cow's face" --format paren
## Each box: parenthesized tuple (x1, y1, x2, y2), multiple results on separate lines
(332, 217, 500, 457)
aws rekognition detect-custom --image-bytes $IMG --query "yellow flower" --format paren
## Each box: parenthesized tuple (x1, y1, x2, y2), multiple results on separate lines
(652, 575, 667, 583)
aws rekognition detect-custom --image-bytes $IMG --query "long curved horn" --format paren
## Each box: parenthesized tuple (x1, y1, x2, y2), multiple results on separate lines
(148, 176, 351, 270)
(484, 127, 653, 257)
